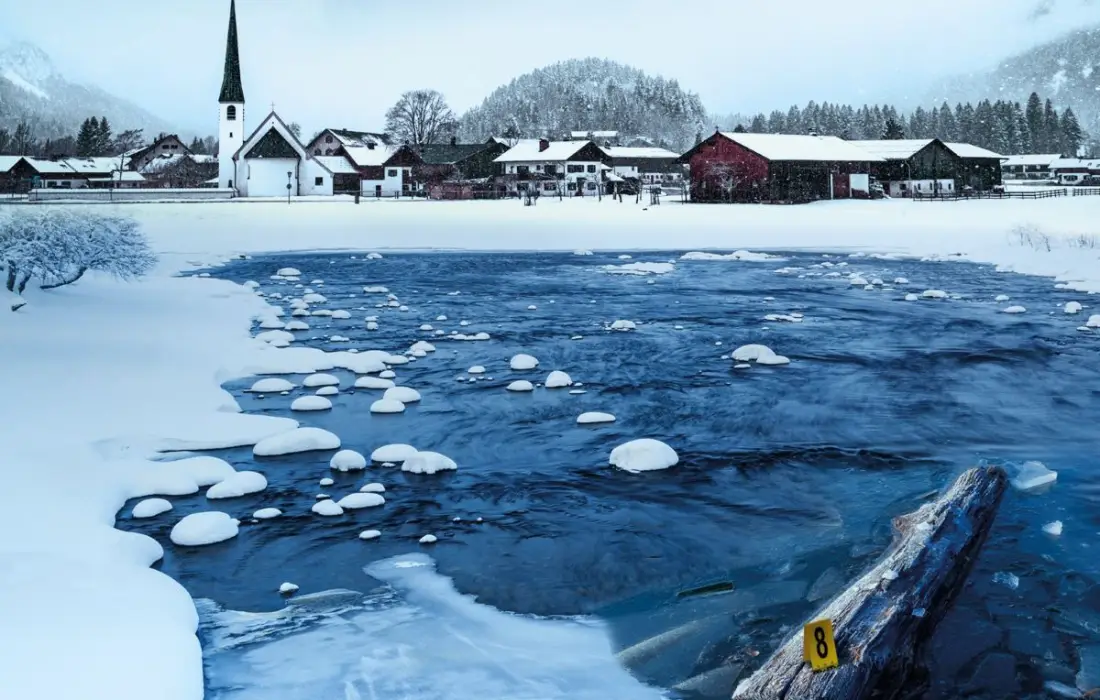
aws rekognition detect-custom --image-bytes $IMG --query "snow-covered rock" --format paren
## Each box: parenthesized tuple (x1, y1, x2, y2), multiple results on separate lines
(254, 427, 341, 456)
(303, 373, 339, 388)
(507, 380, 535, 392)
(284, 320, 310, 331)
(311, 499, 344, 516)
(365, 321, 379, 330)
(384, 355, 409, 365)
(402, 451, 458, 474)
(894, 277, 909, 284)
(359, 529, 382, 540)
(383, 386, 421, 403)
(247, 378, 295, 393)
(167, 456, 236, 487)
(303, 293, 327, 303)
(680, 250, 779, 262)
(337, 492, 385, 509)
(609, 439, 679, 473)
(319, 477, 334, 487)
(1065, 301, 1083, 314)
(291, 396, 332, 411)
(315, 385, 339, 396)
(360, 483, 385, 493)
(995, 294, 1010, 302)
(1088, 314, 1100, 328)
(1002, 305, 1027, 314)
(253, 508, 282, 519)
(170, 512, 239, 546)
(330, 449, 367, 471)
(545, 371, 573, 388)
(379, 370, 396, 379)
(131, 498, 172, 519)
(410, 340, 436, 353)
(371, 444, 417, 462)
(258, 318, 285, 330)
(468, 365, 486, 374)
(276, 267, 302, 277)
(904, 293, 920, 302)
(354, 376, 395, 390)
(279, 582, 299, 594)
(330, 310, 351, 320)
(577, 412, 616, 424)
(921, 289, 948, 299)
(419, 534, 438, 544)
(256, 329, 295, 344)
(370, 399, 406, 414)
(206, 471, 268, 499)
(731, 344, 790, 365)
(510, 353, 539, 370)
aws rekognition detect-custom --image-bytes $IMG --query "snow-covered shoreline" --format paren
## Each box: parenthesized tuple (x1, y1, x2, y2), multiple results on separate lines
(2, 197, 1098, 699)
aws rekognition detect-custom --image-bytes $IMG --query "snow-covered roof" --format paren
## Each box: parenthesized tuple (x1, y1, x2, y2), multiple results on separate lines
(944, 143, 1003, 159)
(494, 140, 594, 163)
(848, 139, 935, 160)
(602, 146, 680, 160)
(1050, 157, 1091, 170)
(61, 157, 119, 175)
(191, 154, 217, 164)
(314, 155, 360, 174)
(719, 133, 883, 162)
(139, 153, 190, 174)
(1002, 153, 1061, 167)
(343, 145, 397, 167)
(571, 130, 618, 139)
(0, 155, 25, 172)
(115, 171, 146, 182)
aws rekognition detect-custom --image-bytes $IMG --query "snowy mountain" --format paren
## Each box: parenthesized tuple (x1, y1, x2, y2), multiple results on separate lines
(0, 41, 177, 140)
(926, 24, 1100, 136)
(457, 58, 710, 151)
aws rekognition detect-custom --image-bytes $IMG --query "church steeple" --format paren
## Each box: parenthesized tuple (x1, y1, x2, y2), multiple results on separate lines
(218, 0, 245, 104)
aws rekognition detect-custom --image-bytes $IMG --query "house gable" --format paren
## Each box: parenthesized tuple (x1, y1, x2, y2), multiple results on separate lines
(247, 129, 299, 159)
(566, 142, 612, 163)
(234, 112, 310, 162)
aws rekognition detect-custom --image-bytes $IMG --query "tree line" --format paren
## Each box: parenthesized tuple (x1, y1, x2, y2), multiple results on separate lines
(727, 92, 1087, 157)
(0, 115, 217, 159)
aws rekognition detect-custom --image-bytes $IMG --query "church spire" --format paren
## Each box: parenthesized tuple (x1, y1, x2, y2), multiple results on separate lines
(218, 0, 245, 104)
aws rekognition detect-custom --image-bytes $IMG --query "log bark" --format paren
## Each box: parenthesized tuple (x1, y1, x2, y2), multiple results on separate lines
(732, 465, 1007, 700)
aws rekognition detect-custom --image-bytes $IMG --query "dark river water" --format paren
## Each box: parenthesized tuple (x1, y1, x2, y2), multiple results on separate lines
(118, 250, 1100, 699)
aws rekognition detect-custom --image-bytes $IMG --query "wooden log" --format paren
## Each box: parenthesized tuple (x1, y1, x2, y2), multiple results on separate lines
(731, 465, 1007, 700)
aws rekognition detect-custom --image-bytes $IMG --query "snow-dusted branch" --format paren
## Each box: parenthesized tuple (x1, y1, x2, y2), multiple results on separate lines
(0, 207, 157, 308)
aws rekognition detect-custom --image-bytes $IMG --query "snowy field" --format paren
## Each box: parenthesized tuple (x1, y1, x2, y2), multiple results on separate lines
(3, 196, 1100, 699)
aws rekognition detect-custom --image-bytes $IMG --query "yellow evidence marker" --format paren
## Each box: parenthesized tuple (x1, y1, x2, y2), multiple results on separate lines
(802, 619, 839, 671)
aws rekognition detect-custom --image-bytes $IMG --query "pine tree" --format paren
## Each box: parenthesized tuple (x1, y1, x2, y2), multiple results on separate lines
(733, 124, 747, 133)
(188, 136, 204, 154)
(882, 117, 905, 139)
(1060, 107, 1084, 156)
(1025, 93, 1043, 149)
(1042, 99, 1059, 153)
(95, 117, 112, 154)
(749, 115, 766, 133)
(76, 118, 96, 157)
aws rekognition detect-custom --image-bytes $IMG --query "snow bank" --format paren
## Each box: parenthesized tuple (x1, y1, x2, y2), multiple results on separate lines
(206, 471, 267, 499)
(170, 511, 240, 546)
(329, 449, 367, 472)
(371, 444, 417, 462)
(680, 250, 781, 261)
(132, 498, 173, 519)
(254, 427, 341, 456)
(609, 439, 679, 473)
(290, 396, 332, 411)
(577, 412, 616, 424)
(402, 451, 458, 474)
(510, 353, 539, 370)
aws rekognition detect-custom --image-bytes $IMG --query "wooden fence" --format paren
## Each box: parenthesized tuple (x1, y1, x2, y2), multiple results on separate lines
(914, 188, 1100, 201)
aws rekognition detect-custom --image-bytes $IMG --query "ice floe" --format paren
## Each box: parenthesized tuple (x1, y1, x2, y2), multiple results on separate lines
(680, 250, 780, 261)
(1010, 461, 1058, 492)
(577, 412, 616, 424)
(731, 344, 790, 365)
(609, 320, 636, 331)
(602, 262, 675, 276)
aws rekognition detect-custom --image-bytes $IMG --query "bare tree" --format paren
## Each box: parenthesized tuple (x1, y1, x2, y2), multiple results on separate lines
(288, 122, 302, 140)
(12, 119, 35, 156)
(385, 90, 457, 145)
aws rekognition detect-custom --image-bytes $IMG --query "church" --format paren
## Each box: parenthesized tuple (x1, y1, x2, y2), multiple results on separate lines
(216, 0, 336, 197)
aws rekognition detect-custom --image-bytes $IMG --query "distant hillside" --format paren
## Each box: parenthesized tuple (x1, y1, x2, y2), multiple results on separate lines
(0, 41, 177, 142)
(457, 58, 710, 151)
(927, 24, 1100, 139)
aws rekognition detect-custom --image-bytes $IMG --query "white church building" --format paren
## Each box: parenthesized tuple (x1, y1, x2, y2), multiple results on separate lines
(216, 0, 335, 197)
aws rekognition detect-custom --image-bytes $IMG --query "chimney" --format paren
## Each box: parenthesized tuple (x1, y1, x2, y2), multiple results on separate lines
(450, 135, 457, 146)
(539, 138, 550, 152)
(367, 142, 375, 150)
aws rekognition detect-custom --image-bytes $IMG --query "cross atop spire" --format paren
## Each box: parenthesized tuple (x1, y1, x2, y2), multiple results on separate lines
(218, 0, 245, 104)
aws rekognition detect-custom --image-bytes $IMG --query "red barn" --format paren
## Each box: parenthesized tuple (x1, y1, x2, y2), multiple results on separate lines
(680, 131, 882, 203)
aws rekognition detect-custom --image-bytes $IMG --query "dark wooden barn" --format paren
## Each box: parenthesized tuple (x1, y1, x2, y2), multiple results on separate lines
(848, 139, 1003, 196)
(680, 132, 881, 203)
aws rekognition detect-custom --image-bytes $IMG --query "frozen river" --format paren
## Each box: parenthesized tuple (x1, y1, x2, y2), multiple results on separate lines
(119, 249, 1100, 698)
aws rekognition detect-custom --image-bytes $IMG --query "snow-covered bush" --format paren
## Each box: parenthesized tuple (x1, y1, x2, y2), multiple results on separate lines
(1, 207, 156, 305)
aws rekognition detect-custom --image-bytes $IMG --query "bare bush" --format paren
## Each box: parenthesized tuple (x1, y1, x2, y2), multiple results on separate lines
(1, 207, 156, 306)
(1010, 223, 1052, 252)
(1066, 233, 1100, 250)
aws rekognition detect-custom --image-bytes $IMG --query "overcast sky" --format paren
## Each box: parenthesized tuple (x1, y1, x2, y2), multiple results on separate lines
(2, 0, 1099, 137)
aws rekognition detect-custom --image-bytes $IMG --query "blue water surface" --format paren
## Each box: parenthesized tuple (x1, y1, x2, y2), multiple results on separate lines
(118, 249, 1100, 698)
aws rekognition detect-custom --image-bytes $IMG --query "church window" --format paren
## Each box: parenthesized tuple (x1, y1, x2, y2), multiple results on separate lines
(226, 105, 237, 121)
(228, 180, 233, 188)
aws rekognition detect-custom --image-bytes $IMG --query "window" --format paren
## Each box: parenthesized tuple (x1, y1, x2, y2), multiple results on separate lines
(170, 144, 178, 149)
(325, 135, 333, 143)
(387, 169, 398, 177)
(324, 148, 332, 155)
(161, 145, 169, 150)
(313, 149, 321, 155)
(567, 164, 583, 173)
(535, 164, 542, 171)
(517, 165, 529, 175)
(586, 164, 596, 173)
(586, 182, 596, 190)
(544, 165, 556, 176)
(226, 105, 237, 121)
(567, 182, 576, 191)
(315, 176, 324, 186)
(229, 132, 233, 138)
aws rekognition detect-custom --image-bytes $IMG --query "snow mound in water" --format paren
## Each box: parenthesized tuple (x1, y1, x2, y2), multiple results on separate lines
(284, 320, 309, 331)
(510, 353, 539, 370)
(371, 444, 417, 462)
(680, 250, 780, 261)
(315, 386, 338, 396)
(610, 439, 679, 473)
(291, 396, 332, 411)
(330, 310, 351, 320)
(545, 371, 573, 388)
(385, 355, 409, 365)
(248, 378, 295, 393)
(1088, 314, 1100, 328)
(904, 293, 919, 301)
(370, 399, 406, 414)
(337, 492, 386, 509)
(303, 373, 339, 388)
(602, 262, 675, 276)
(256, 329, 295, 344)
(995, 294, 1010, 302)
(303, 293, 327, 303)
(609, 320, 636, 331)
(468, 365, 486, 374)
(168, 456, 236, 487)
(170, 511, 239, 546)
(206, 471, 268, 499)
(363, 285, 389, 293)
(1043, 520, 1063, 536)
(359, 529, 382, 540)
(764, 314, 802, 323)
(366, 252, 383, 260)
(921, 289, 947, 299)
(276, 267, 301, 277)
(410, 340, 436, 353)
(354, 376, 395, 390)
(1010, 461, 1058, 492)
(253, 508, 281, 519)
(507, 380, 534, 392)
(383, 386, 421, 403)
(254, 427, 341, 456)
(1065, 301, 1083, 314)
(402, 451, 457, 474)
(574, 249, 593, 255)
(330, 450, 367, 471)
(894, 277, 909, 284)
(360, 483, 385, 493)
(132, 498, 172, 519)
(258, 318, 285, 330)
(731, 344, 790, 365)
(311, 499, 343, 516)
(577, 412, 616, 424)
(1003, 305, 1026, 314)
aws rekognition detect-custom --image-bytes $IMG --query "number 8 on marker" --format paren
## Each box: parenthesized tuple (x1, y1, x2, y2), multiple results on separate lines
(803, 619, 839, 671)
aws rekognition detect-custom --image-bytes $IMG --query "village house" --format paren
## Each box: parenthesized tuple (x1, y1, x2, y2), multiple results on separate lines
(0, 155, 146, 193)
(601, 146, 682, 187)
(494, 139, 612, 196)
(848, 139, 1003, 196)
(680, 131, 880, 203)
(342, 143, 410, 197)
(1049, 157, 1100, 185)
(1001, 153, 1061, 181)
(305, 128, 390, 156)
(126, 135, 190, 172)
(410, 138, 509, 198)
